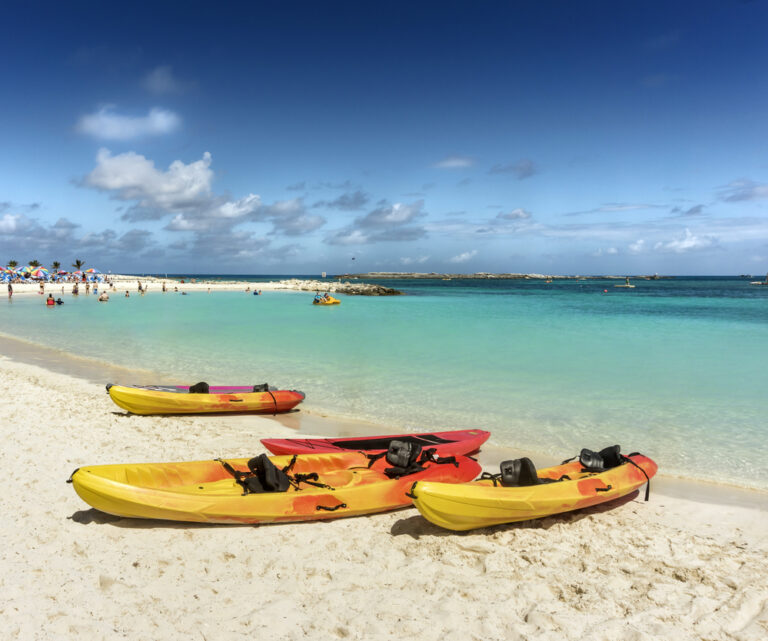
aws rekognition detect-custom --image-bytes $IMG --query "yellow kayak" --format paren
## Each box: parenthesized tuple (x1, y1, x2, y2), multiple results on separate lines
(107, 384, 305, 415)
(410, 448, 657, 531)
(312, 295, 340, 305)
(68, 450, 481, 524)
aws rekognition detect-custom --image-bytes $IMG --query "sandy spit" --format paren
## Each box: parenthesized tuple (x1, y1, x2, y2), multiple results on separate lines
(1, 357, 767, 641)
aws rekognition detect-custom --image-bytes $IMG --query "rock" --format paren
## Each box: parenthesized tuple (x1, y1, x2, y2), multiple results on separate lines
(274, 280, 402, 296)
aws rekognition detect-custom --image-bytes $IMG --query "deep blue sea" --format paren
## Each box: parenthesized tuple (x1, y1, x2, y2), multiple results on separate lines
(2, 275, 767, 489)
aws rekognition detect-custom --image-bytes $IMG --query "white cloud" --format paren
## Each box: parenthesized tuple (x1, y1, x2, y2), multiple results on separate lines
(592, 247, 619, 257)
(653, 228, 717, 253)
(719, 179, 768, 202)
(77, 106, 180, 140)
(496, 208, 531, 220)
(84, 148, 213, 212)
(325, 200, 427, 245)
(217, 194, 261, 218)
(358, 201, 425, 227)
(0, 213, 21, 233)
(628, 239, 646, 254)
(326, 229, 370, 245)
(433, 155, 475, 169)
(400, 255, 430, 265)
(262, 198, 326, 236)
(143, 66, 190, 94)
(449, 249, 477, 263)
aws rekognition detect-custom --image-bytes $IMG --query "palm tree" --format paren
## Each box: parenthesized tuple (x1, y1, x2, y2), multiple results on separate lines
(29, 259, 41, 268)
(51, 261, 61, 272)
(7, 259, 18, 270)
(72, 259, 86, 271)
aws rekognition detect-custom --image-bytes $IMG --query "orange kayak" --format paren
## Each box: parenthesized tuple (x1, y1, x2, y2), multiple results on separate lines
(106, 383, 305, 415)
(411, 449, 657, 531)
(68, 450, 481, 524)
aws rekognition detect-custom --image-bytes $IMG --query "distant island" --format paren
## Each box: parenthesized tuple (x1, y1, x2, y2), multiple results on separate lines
(336, 272, 667, 280)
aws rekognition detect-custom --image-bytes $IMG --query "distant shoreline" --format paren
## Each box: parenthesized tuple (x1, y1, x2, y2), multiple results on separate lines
(336, 272, 670, 280)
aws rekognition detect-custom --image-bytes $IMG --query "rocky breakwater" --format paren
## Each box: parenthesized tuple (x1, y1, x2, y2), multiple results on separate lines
(275, 279, 402, 296)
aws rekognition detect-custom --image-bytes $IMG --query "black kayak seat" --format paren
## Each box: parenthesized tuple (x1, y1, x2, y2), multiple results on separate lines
(579, 444, 622, 472)
(386, 440, 423, 469)
(189, 381, 210, 394)
(499, 457, 558, 487)
(245, 454, 291, 493)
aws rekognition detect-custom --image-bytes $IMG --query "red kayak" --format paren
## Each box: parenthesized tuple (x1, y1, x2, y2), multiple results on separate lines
(261, 429, 490, 458)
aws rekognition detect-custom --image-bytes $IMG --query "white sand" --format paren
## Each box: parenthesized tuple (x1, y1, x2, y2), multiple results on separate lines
(6, 274, 350, 297)
(1, 356, 767, 640)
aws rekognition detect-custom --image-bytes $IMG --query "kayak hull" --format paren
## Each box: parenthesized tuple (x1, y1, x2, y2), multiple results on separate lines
(107, 384, 305, 415)
(411, 454, 657, 531)
(69, 452, 481, 524)
(261, 429, 490, 457)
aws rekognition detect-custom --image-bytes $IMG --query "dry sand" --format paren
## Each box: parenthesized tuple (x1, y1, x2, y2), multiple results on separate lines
(6, 274, 349, 297)
(1, 355, 767, 640)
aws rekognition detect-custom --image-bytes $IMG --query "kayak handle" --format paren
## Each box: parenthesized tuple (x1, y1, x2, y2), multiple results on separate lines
(595, 485, 613, 493)
(316, 503, 347, 512)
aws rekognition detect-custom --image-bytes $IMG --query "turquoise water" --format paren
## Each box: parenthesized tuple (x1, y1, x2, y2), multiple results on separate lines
(2, 277, 767, 489)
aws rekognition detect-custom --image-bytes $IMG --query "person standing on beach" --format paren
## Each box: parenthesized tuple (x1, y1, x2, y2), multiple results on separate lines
(39, 281, 44, 295)
(162, 282, 167, 293)
(7, 282, 12, 298)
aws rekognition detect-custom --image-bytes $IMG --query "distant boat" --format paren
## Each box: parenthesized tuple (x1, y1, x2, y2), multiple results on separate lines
(749, 272, 768, 286)
(614, 277, 635, 289)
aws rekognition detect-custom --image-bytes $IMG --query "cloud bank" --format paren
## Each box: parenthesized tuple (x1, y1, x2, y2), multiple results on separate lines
(77, 106, 181, 140)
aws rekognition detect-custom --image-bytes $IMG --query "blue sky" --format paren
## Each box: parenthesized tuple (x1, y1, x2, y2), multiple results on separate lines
(2, 0, 768, 275)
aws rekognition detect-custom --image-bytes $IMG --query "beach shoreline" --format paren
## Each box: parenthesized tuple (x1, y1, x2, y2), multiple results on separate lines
(1, 329, 766, 511)
(1, 352, 767, 640)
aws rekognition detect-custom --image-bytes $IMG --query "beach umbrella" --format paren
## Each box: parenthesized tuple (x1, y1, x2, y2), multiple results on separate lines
(85, 268, 100, 274)
(72, 270, 83, 275)
(57, 270, 68, 275)
(30, 268, 49, 279)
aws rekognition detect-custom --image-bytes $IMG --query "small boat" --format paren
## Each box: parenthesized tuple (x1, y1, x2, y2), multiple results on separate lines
(68, 445, 482, 524)
(261, 429, 491, 457)
(614, 277, 635, 288)
(410, 446, 657, 531)
(749, 272, 768, 286)
(313, 294, 340, 305)
(106, 383, 305, 415)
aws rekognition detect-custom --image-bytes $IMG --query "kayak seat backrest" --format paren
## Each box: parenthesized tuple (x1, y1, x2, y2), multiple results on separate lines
(579, 444, 622, 472)
(253, 383, 269, 392)
(500, 457, 541, 487)
(189, 381, 210, 394)
(247, 454, 291, 492)
(383, 440, 427, 478)
(386, 440, 423, 469)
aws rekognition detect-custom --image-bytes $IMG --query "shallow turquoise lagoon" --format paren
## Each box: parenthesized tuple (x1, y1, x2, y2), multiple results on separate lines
(2, 278, 767, 489)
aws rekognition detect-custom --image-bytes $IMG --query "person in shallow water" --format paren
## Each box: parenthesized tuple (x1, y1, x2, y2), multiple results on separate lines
(45, 294, 55, 306)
